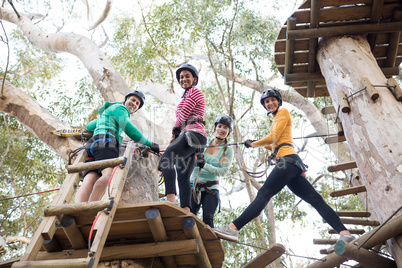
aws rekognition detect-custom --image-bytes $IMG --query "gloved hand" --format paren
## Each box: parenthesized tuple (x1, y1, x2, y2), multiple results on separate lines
(195, 153, 206, 168)
(172, 127, 181, 138)
(244, 139, 256, 148)
(150, 143, 160, 154)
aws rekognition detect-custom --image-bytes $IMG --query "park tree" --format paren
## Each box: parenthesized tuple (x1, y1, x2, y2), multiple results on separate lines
(0, 0, 378, 266)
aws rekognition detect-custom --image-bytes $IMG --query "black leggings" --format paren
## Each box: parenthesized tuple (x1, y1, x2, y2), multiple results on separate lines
(191, 190, 219, 228)
(160, 132, 206, 208)
(233, 154, 347, 233)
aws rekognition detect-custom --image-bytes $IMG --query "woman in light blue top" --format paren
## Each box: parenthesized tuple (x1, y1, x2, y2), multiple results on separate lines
(190, 115, 234, 228)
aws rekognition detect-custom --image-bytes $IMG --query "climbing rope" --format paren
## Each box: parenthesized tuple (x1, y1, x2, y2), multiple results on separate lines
(107, 166, 119, 198)
(235, 145, 272, 178)
(88, 212, 102, 250)
(0, 188, 60, 202)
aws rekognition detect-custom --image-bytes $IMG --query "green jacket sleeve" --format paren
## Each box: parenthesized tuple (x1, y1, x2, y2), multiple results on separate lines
(115, 106, 152, 146)
(86, 119, 97, 131)
(203, 146, 234, 176)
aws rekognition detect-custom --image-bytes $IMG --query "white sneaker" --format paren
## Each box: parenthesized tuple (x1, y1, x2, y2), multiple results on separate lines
(327, 235, 355, 253)
(213, 225, 239, 242)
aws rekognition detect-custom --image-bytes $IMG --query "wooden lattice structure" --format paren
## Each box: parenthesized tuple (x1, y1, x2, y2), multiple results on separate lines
(275, 0, 402, 97)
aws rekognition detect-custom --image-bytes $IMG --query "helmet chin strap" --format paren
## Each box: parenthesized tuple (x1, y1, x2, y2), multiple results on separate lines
(215, 136, 225, 141)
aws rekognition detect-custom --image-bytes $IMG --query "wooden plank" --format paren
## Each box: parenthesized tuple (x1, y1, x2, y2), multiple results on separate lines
(313, 238, 338, 245)
(242, 243, 285, 268)
(284, 72, 324, 83)
(287, 21, 402, 40)
(44, 200, 113, 217)
(66, 156, 126, 173)
(339, 218, 380, 226)
(275, 39, 309, 53)
(330, 185, 366, 197)
(12, 258, 93, 268)
(328, 161, 357, 172)
(334, 240, 396, 267)
(300, 0, 373, 9)
(35, 240, 199, 261)
(336, 211, 371, 217)
(328, 228, 365, 235)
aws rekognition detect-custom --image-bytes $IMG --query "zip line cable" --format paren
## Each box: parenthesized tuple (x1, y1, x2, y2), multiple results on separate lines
(0, 188, 60, 202)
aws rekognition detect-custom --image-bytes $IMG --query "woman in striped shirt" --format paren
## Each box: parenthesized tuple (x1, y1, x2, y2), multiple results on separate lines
(160, 64, 207, 212)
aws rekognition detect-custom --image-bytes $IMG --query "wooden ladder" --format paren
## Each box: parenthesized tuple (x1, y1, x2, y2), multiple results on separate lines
(12, 141, 136, 268)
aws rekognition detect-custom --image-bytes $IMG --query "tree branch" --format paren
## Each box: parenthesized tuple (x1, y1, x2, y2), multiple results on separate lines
(88, 0, 113, 30)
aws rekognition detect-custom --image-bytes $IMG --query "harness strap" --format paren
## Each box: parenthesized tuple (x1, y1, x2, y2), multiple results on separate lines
(185, 116, 206, 126)
(268, 143, 293, 161)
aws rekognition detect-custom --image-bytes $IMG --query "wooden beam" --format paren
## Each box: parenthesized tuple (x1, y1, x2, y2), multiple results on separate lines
(35, 240, 200, 261)
(66, 157, 126, 173)
(313, 238, 337, 245)
(330, 185, 366, 197)
(12, 258, 94, 268)
(321, 106, 336, 115)
(339, 218, 380, 227)
(335, 211, 371, 218)
(334, 240, 396, 267)
(385, 7, 402, 67)
(284, 72, 324, 83)
(337, 91, 350, 113)
(306, 0, 320, 98)
(145, 208, 177, 268)
(370, 0, 384, 23)
(182, 217, 212, 268)
(44, 200, 113, 217)
(242, 243, 286, 268)
(387, 77, 402, 102)
(60, 215, 86, 249)
(307, 214, 402, 268)
(361, 77, 380, 102)
(284, 17, 297, 80)
(287, 21, 402, 40)
(327, 161, 357, 172)
(328, 229, 365, 235)
(42, 238, 62, 252)
(324, 135, 346, 144)
(381, 67, 400, 77)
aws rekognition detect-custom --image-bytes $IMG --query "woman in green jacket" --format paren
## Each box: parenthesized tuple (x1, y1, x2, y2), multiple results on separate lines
(75, 90, 159, 203)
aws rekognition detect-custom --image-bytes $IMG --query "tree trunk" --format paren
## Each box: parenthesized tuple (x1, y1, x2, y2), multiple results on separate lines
(317, 35, 402, 264)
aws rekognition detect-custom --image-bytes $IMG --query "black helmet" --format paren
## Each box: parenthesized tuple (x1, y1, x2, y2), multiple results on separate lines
(176, 64, 199, 86)
(260, 88, 282, 108)
(124, 90, 145, 109)
(214, 115, 234, 135)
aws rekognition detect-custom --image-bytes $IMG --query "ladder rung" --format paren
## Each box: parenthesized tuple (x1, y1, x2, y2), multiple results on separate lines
(11, 258, 94, 268)
(335, 211, 371, 217)
(243, 243, 286, 268)
(313, 238, 337, 245)
(328, 228, 365, 235)
(340, 218, 380, 226)
(327, 161, 357, 172)
(44, 200, 113, 217)
(66, 157, 126, 173)
(321, 105, 336, 114)
(330, 185, 366, 197)
(324, 135, 346, 144)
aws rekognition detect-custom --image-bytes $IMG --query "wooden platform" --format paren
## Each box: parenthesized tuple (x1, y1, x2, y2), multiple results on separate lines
(34, 202, 224, 267)
(274, 0, 402, 97)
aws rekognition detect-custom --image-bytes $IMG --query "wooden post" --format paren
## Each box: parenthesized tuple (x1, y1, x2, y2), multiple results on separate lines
(242, 243, 286, 268)
(44, 200, 113, 217)
(327, 161, 357, 172)
(66, 157, 126, 173)
(284, 16, 297, 83)
(182, 217, 212, 268)
(387, 77, 402, 101)
(330, 185, 366, 197)
(334, 240, 396, 267)
(145, 208, 177, 268)
(361, 77, 380, 101)
(42, 238, 62, 252)
(60, 215, 86, 249)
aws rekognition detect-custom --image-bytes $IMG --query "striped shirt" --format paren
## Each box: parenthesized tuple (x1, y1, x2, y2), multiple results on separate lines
(174, 87, 206, 137)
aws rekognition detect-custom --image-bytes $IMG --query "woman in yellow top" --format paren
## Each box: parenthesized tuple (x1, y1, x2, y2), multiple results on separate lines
(214, 89, 354, 250)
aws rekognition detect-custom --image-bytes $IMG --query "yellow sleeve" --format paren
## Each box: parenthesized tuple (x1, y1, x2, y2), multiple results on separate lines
(252, 108, 290, 148)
